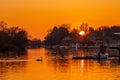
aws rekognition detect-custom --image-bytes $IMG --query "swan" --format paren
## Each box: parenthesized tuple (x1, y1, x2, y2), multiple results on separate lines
(36, 57, 42, 61)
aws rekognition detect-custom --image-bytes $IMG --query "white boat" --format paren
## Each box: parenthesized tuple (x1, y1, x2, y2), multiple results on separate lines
(92, 53, 108, 59)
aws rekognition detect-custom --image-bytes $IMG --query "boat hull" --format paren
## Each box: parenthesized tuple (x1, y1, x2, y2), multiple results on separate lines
(72, 56, 107, 59)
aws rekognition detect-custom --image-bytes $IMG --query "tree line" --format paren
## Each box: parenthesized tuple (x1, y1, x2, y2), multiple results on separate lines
(0, 21, 28, 52)
(90, 26, 120, 42)
(44, 23, 120, 46)
(44, 23, 93, 46)
(0, 21, 119, 51)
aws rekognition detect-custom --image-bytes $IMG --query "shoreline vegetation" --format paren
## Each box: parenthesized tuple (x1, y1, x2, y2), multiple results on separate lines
(0, 21, 28, 52)
(0, 21, 42, 52)
(0, 21, 120, 52)
(44, 23, 120, 49)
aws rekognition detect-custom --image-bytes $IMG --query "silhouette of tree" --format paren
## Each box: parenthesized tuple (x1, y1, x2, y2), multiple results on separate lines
(0, 21, 28, 51)
(44, 25, 69, 45)
(88, 26, 120, 44)
(0, 31, 9, 51)
(0, 21, 7, 31)
(9, 27, 28, 50)
(79, 23, 89, 33)
(69, 28, 80, 43)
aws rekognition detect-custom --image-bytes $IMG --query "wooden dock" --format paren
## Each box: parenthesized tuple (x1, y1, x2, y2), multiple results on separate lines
(72, 56, 93, 59)
(72, 56, 120, 60)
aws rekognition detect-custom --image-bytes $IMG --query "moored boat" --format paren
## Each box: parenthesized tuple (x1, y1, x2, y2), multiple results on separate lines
(72, 53, 108, 59)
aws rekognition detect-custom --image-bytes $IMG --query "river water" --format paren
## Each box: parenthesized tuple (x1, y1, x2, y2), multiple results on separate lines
(0, 48, 120, 80)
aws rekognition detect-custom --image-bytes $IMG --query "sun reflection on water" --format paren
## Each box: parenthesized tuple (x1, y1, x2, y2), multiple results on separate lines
(0, 48, 120, 80)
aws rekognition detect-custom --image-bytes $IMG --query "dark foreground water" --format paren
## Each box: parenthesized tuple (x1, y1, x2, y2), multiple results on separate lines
(0, 48, 120, 80)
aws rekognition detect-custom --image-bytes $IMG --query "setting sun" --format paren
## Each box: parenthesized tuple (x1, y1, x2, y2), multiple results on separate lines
(79, 31, 85, 36)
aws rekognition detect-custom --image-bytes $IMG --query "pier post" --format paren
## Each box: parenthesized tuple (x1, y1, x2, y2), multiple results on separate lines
(118, 48, 120, 63)
(118, 48, 120, 55)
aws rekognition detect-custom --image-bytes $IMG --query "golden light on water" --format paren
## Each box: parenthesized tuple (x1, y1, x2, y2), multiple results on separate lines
(0, 48, 120, 80)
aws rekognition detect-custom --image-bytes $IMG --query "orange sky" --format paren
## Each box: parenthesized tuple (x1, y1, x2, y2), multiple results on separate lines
(0, 0, 120, 40)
